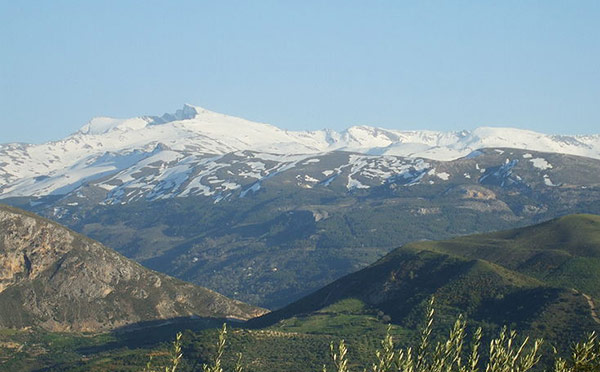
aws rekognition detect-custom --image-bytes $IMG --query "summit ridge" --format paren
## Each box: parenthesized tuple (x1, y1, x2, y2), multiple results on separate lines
(1, 105, 600, 200)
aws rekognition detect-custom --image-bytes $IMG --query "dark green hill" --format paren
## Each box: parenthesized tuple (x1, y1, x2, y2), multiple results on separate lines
(251, 215, 600, 345)
(0, 205, 266, 332)
(403, 214, 600, 298)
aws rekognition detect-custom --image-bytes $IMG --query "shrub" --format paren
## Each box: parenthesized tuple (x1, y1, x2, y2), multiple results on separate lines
(147, 298, 600, 372)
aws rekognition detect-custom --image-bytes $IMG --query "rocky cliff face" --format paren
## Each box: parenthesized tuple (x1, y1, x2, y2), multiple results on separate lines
(0, 205, 266, 332)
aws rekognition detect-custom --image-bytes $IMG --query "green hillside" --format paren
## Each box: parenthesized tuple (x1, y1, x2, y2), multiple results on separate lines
(250, 215, 600, 349)
(404, 214, 600, 298)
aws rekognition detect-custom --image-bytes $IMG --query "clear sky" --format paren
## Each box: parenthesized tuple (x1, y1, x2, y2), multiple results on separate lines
(1, 1, 599, 144)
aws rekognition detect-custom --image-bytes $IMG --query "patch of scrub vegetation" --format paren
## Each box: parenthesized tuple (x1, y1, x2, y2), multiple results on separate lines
(149, 298, 600, 372)
(11, 299, 599, 372)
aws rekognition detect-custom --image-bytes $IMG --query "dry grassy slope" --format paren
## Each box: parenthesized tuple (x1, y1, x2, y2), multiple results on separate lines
(0, 204, 266, 332)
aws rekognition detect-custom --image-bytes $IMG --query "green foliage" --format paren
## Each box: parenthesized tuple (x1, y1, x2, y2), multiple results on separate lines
(326, 340, 349, 372)
(551, 332, 600, 372)
(144, 299, 599, 372)
(485, 327, 542, 372)
(202, 324, 227, 372)
(3, 301, 599, 372)
(143, 332, 182, 372)
(371, 325, 397, 372)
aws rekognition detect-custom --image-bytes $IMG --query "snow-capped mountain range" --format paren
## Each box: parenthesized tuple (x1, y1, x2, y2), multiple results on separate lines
(1, 104, 599, 200)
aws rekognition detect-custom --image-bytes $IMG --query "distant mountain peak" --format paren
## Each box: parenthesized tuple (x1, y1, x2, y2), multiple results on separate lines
(77, 105, 211, 135)
(148, 103, 207, 125)
(77, 116, 141, 135)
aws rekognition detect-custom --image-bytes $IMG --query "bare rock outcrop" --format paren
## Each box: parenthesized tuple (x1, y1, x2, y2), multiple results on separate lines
(0, 205, 266, 332)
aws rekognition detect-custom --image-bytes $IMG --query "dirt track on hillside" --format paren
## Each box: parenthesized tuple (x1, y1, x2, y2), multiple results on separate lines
(582, 293, 600, 324)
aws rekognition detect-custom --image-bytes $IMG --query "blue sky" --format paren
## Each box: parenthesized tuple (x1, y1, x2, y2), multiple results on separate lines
(1, 1, 599, 143)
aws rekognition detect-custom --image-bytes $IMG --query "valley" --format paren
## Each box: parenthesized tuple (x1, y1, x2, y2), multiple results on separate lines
(7, 145, 600, 308)
(2, 212, 600, 371)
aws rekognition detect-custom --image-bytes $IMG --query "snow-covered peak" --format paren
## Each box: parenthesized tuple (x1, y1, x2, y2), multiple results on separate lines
(341, 126, 399, 148)
(78, 104, 208, 135)
(468, 127, 546, 144)
(78, 117, 150, 135)
(2, 104, 600, 200)
(176, 103, 203, 119)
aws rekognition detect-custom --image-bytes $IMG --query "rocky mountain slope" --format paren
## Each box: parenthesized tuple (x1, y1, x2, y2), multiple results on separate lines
(252, 214, 600, 344)
(0, 205, 265, 332)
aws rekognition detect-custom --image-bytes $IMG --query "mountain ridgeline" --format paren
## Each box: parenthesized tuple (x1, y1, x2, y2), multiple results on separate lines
(0, 205, 265, 332)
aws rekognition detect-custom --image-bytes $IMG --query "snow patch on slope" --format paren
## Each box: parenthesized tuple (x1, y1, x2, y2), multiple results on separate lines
(2, 105, 600, 200)
(530, 158, 553, 170)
